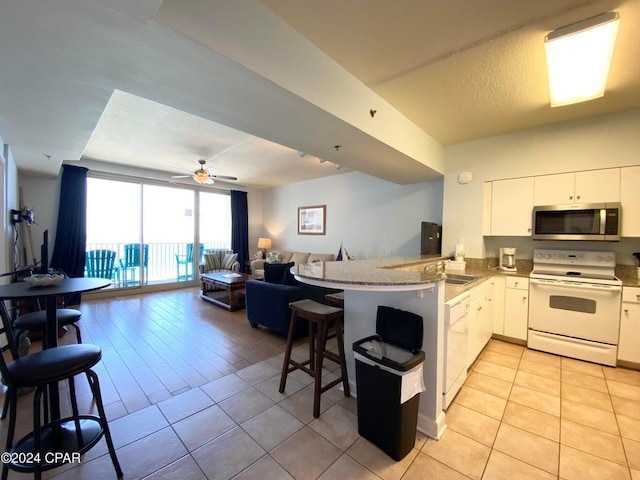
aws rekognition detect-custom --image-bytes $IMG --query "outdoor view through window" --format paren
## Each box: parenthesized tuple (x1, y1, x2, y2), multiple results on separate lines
(86, 177, 231, 287)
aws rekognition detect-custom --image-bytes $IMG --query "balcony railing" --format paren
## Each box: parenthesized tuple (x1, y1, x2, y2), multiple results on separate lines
(85, 242, 229, 288)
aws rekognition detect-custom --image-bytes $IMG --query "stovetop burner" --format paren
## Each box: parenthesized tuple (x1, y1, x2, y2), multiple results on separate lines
(530, 249, 621, 286)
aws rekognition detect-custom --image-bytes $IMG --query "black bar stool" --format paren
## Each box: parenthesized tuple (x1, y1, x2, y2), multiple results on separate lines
(0, 300, 122, 480)
(279, 299, 350, 418)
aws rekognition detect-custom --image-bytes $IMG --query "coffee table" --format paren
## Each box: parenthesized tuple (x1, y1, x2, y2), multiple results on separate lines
(200, 272, 256, 311)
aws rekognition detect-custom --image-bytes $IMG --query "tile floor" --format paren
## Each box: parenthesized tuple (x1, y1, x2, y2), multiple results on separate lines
(1, 289, 640, 479)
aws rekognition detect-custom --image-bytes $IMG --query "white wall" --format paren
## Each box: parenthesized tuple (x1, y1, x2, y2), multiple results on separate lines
(443, 109, 640, 263)
(261, 171, 444, 258)
(1, 143, 19, 277)
(19, 174, 60, 266)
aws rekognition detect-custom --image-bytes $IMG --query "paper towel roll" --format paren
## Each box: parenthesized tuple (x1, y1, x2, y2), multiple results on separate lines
(455, 244, 464, 261)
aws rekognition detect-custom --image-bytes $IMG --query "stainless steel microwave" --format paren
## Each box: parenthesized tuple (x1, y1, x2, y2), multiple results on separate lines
(532, 203, 621, 241)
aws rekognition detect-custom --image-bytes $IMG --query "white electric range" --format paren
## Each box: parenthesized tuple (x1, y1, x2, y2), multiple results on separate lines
(527, 249, 622, 366)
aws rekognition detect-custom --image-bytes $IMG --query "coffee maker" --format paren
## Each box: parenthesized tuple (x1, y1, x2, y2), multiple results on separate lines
(499, 247, 517, 272)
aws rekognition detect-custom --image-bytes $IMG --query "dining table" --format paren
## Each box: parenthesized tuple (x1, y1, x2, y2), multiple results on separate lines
(0, 276, 111, 470)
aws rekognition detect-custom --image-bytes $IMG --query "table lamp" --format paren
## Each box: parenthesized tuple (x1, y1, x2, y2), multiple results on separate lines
(257, 237, 272, 259)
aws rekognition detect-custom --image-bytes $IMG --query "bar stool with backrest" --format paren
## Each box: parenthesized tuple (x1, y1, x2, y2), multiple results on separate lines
(13, 306, 82, 345)
(1, 304, 83, 421)
(279, 299, 350, 418)
(0, 300, 122, 480)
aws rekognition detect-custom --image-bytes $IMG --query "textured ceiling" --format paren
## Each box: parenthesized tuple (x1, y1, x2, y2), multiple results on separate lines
(1, 0, 639, 188)
(261, 0, 640, 145)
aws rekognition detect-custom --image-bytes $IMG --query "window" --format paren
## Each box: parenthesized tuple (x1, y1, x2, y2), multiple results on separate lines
(86, 177, 231, 288)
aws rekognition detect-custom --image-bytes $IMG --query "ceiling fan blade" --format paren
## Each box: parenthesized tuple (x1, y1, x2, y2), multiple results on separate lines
(171, 175, 191, 178)
(211, 175, 238, 181)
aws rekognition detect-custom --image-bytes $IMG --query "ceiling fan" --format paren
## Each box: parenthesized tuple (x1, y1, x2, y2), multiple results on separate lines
(172, 159, 238, 185)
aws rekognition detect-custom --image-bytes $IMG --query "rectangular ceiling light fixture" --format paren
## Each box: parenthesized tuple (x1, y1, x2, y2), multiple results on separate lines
(544, 11, 619, 107)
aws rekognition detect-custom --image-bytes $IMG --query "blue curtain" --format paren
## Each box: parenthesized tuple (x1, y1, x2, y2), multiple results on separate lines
(230, 190, 249, 273)
(50, 165, 88, 278)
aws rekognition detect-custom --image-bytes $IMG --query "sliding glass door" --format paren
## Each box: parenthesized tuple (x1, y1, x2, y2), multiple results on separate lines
(86, 176, 231, 288)
(143, 184, 194, 283)
(86, 178, 141, 287)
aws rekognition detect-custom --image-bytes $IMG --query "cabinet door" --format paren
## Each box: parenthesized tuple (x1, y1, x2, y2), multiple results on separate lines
(534, 173, 574, 205)
(575, 168, 620, 203)
(619, 303, 640, 363)
(621, 166, 640, 237)
(483, 182, 492, 236)
(619, 287, 640, 363)
(504, 288, 528, 340)
(482, 287, 495, 345)
(492, 276, 506, 335)
(467, 295, 485, 368)
(490, 177, 534, 236)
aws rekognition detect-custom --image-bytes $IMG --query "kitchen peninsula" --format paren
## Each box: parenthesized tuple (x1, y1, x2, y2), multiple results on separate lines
(293, 257, 448, 439)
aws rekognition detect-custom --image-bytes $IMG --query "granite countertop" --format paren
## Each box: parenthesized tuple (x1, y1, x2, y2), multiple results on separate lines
(293, 256, 445, 288)
(293, 256, 640, 298)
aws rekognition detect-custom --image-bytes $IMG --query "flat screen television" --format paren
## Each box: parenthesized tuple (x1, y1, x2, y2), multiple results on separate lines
(39, 230, 49, 274)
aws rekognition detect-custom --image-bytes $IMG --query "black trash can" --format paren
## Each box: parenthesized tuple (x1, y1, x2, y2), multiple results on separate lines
(353, 305, 426, 461)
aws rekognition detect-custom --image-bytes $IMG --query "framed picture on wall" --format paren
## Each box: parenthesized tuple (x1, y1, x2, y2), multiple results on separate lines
(298, 205, 326, 235)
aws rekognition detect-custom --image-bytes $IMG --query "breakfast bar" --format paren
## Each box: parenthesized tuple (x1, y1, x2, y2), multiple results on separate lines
(293, 257, 448, 439)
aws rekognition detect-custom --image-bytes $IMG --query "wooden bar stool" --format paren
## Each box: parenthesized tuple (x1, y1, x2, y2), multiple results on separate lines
(279, 299, 350, 418)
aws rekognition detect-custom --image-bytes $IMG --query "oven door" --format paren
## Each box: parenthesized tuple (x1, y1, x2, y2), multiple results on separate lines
(528, 278, 621, 344)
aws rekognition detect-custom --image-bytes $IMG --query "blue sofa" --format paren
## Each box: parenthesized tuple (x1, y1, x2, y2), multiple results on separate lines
(245, 262, 341, 337)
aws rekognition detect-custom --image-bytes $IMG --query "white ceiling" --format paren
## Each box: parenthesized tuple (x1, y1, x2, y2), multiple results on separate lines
(1, 0, 639, 189)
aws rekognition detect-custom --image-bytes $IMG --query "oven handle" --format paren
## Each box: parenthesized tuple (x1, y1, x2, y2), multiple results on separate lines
(530, 278, 622, 293)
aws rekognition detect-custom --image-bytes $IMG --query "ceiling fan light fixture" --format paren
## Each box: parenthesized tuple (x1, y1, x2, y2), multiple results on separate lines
(193, 172, 212, 184)
(544, 11, 619, 107)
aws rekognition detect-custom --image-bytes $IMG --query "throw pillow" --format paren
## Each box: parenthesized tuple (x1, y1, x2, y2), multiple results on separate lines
(266, 251, 281, 264)
(222, 253, 238, 270)
(264, 262, 294, 284)
(281, 265, 298, 286)
(204, 252, 223, 271)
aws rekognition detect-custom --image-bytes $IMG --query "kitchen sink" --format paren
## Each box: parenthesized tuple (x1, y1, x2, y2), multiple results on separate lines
(444, 273, 478, 285)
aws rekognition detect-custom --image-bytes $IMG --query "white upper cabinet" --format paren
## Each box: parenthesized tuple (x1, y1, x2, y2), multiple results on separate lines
(533, 173, 574, 205)
(490, 177, 534, 236)
(534, 169, 620, 206)
(621, 165, 640, 237)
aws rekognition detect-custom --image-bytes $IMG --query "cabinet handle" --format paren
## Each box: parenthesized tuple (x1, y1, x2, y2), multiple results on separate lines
(523, 296, 527, 302)
(577, 195, 581, 200)
(569, 195, 573, 200)
(527, 228, 531, 232)
(477, 306, 482, 311)
(624, 309, 629, 314)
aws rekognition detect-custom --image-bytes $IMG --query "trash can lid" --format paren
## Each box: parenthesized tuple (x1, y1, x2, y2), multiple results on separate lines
(376, 306, 423, 351)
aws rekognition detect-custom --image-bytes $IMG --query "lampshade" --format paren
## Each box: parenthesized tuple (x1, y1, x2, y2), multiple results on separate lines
(257, 237, 272, 249)
(544, 12, 620, 107)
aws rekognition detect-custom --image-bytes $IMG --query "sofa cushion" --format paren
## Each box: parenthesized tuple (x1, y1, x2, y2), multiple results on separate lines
(266, 251, 281, 264)
(290, 252, 310, 266)
(278, 251, 294, 263)
(222, 253, 238, 270)
(264, 262, 295, 284)
(308, 253, 335, 263)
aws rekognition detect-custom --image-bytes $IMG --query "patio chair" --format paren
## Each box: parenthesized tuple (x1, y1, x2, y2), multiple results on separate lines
(175, 243, 203, 280)
(119, 243, 148, 286)
(85, 250, 116, 281)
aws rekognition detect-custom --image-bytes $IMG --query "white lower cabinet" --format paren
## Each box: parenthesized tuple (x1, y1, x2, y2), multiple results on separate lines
(503, 277, 529, 341)
(619, 287, 640, 363)
(466, 279, 495, 368)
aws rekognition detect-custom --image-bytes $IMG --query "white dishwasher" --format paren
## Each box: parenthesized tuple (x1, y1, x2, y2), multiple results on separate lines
(443, 292, 470, 409)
